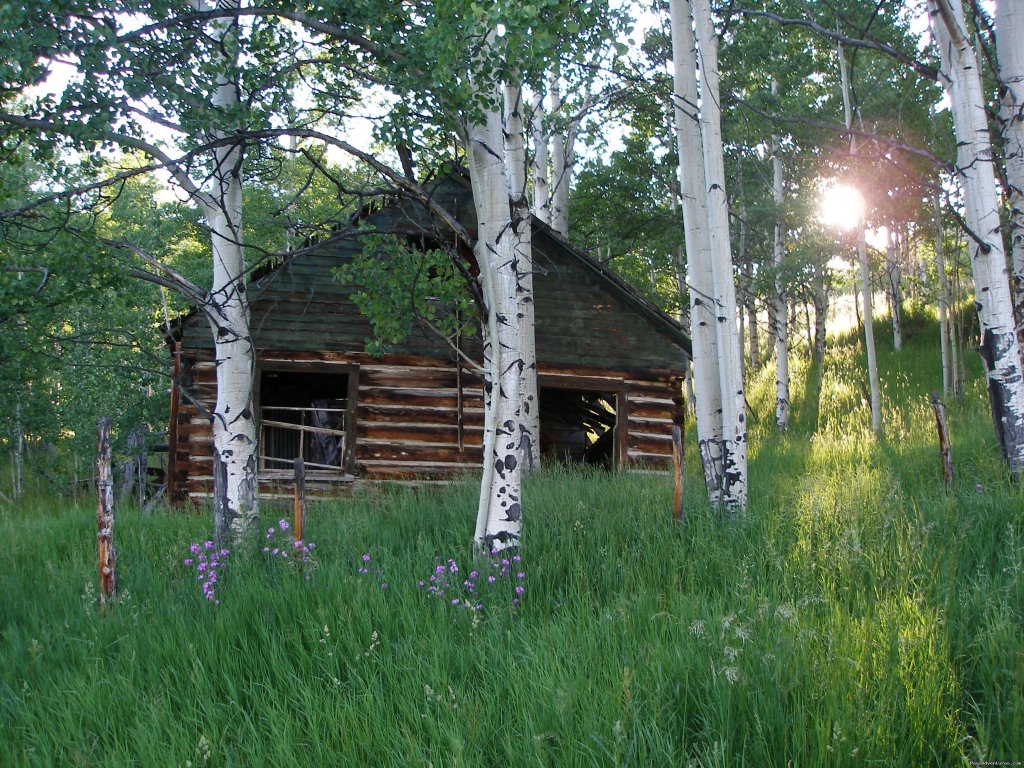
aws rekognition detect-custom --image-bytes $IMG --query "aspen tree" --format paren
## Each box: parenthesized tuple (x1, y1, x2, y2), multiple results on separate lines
(839, 41, 883, 435)
(930, 0, 1024, 471)
(669, 0, 725, 500)
(670, 0, 747, 508)
(996, 0, 1024, 336)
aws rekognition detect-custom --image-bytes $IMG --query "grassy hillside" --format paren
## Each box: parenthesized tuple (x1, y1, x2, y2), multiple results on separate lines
(1, 309, 1021, 766)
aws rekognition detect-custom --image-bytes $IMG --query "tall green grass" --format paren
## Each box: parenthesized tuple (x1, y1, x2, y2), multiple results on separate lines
(1, 309, 1021, 766)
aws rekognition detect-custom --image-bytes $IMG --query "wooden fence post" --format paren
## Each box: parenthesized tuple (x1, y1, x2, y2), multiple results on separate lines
(294, 457, 306, 542)
(930, 392, 954, 491)
(97, 417, 116, 613)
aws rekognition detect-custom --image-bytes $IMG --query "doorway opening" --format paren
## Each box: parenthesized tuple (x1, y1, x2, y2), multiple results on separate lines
(539, 387, 619, 468)
(258, 370, 351, 473)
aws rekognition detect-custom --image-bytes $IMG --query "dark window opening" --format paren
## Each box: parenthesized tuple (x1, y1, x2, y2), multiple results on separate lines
(259, 371, 349, 472)
(539, 388, 618, 468)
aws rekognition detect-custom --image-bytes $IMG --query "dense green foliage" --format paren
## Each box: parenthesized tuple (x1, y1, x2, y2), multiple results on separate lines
(1, 315, 1020, 766)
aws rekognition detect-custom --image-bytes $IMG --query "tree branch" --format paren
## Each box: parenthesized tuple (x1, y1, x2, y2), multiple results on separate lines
(0, 265, 50, 293)
(0, 110, 212, 207)
(733, 8, 940, 81)
(728, 93, 954, 171)
(98, 237, 208, 304)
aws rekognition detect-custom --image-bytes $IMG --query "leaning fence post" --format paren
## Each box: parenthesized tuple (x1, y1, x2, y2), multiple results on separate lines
(929, 392, 954, 491)
(97, 417, 116, 614)
(293, 457, 306, 543)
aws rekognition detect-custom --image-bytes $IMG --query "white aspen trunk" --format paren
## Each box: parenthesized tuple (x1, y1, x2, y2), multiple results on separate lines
(857, 228, 883, 433)
(839, 42, 883, 435)
(886, 228, 904, 351)
(736, 205, 747, 382)
(504, 83, 540, 471)
(771, 84, 790, 430)
(950, 237, 963, 395)
(996, 0, 1024, 342)
(195, 0, 258, 539)
(467, 50, 530, 551)
(548, 75, 573, 236)
(738, 205, 761, 371)
(11, 399, 23, 499)
(812, 258, 828, 392)
(670, 0, 725, 501)
(530, 92, 551, 226)
(932, 0, 1024, 472)
(737, 292, 746, 381)
(747, 289, 760, 369)
(936, 192, 953, 397)
(694, 0, 747, 509)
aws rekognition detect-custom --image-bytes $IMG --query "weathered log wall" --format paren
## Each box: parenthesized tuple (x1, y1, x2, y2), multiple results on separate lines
(170, 350, 683, 503)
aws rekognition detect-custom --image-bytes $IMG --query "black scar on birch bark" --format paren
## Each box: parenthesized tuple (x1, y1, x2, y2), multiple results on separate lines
(212, 450, 230, 548)
(520, 431, 536, 471)
(979, 327, 1024, 466)
(503, 502, 521, 522)
(485, 530, 517, 548)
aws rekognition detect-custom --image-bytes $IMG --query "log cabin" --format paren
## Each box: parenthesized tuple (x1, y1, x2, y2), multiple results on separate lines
(166, 172, 691, 503)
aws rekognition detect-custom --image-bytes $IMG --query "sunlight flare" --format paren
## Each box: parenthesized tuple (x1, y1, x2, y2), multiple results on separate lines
(819, 183, 865, 230)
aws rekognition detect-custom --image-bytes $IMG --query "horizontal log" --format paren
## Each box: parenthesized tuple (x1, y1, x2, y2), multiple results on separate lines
(627, 401, 677, 420)
(627, 434, 674, 455)
(183, 350, 680, 385)
(358, 387, 482, 408)
(175, 423, 212, 437)
(359, 367, 461, 389)
(628, 416, 675, 431)
(539, 363, 681, 382)
(356, 403, 484, 424)
(357, 444, 482, 462)
(360, 462, 480, 480)
(259, 349, 473, 369)
(358, 423, 483, 444)
(626, 457, 673, 471)
(625, 381, 681, 399)
(258, 469, 355, 482)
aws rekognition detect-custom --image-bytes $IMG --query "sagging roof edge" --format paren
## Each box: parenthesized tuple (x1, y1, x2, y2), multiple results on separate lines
(164, 168, 692, 359)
